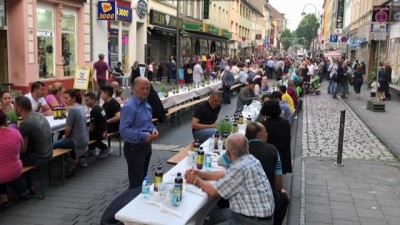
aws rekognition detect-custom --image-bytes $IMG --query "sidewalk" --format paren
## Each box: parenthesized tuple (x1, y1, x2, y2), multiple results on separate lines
(290, 82, 400, 225)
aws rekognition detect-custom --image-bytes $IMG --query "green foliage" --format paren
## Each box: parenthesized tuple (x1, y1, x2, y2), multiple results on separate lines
(216, 120, 232, 136)
(6, 111, 17, 122)
(280, 28, 293, 51)
(368, 62, 378, 85)
(160, 85, 167, 93)
(295, 14, 320, 50)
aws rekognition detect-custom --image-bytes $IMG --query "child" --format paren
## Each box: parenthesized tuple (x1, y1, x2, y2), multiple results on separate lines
(370, 81, 378, 100)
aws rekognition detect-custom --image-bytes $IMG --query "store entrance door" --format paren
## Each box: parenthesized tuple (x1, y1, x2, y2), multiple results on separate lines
(0, 30, 8, 84)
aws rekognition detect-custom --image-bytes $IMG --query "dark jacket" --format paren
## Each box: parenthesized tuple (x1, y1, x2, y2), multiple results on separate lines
(147, 84, 166, 123)
(262, 117, 292, 174)
(385, 66, 392, 84)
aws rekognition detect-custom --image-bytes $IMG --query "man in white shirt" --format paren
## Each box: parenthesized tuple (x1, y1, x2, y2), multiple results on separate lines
(25, 81, 52, 116)
(230, 62, 240, 77)
(193, 59, 203, 84)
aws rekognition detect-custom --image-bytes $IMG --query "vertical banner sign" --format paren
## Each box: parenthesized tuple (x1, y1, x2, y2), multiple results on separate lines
(203, 0, 209, 19)
(336, 0, 344, 29)
(371, 6, 390, 41)
(98, 1, 116, 20)
(73, 66, 91, 91)
(0, 0, 5, 28)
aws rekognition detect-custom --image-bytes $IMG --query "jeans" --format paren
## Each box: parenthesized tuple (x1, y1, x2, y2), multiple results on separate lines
(206, 208, 273, 225)
(53, 138, 75, 158)
(353, 78, 363, 94)
(333, 81, 345, 98)
(222, 86, 231, 104)
(96, 79, 106, 101)
(193, 128, 216, 143)
(124, 142, 152, 189)
(328, 80, 336, 94)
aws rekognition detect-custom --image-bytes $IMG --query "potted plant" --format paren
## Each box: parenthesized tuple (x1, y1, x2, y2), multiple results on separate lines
(6, 111, 18, 129)
(160, 85, 168, 97)
(216, 120, 232, 137)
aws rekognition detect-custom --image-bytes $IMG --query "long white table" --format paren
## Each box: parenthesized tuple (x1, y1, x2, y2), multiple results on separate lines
(46, 115, 90, 133)
(160, 81, 222, 108)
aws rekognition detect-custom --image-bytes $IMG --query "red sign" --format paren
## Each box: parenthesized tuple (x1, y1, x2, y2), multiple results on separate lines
(242, 36, 246, 42)
(258, 45, 265, 51)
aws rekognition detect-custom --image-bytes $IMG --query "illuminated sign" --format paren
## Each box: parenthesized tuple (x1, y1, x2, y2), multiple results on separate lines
(149, 10, 182, 29)
(116, 5, 132, 21)
(136, 0, 147, 18)
(98, 1, 116, 20)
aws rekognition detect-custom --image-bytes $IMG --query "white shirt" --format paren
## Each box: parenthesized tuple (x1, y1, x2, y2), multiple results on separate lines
(230, 66, 240, 77)
(25, 92, 48, 112)
(193, 64, 203, 84)
(308, 64, 315, 75)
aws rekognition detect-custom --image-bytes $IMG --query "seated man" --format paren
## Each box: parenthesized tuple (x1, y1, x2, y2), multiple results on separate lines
(185, 133, 275, 225)
(192, 90, 222, 143)
(111, 81, 125, 104)
(84, 92, 110, 159)
(25, 81, 52, 116)
(246, 122, 289, 225)
(270, 91, 293, 124)
(236, 80, 257, 110)
(279, 85, 295, 113)
(101, 85, 121, 135)
(14, 96, 53, 193)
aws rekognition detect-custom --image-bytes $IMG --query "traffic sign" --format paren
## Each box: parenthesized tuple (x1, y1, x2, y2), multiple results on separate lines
(371, 23, 389, 32)
(373, 32, 387, 41)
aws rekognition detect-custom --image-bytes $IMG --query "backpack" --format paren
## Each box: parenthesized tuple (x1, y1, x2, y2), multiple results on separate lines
(323, 62, 328, 73)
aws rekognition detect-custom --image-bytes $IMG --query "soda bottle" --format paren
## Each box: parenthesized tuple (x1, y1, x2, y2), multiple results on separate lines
(142, 177, 150, 199)
(172, 183, 181, 207)
(193, 140, 200, 152)
(56, 105, 62, 119)
(61, 105, 67, 119)
(214, 131, 219, 145)
(175, 172, 183, 200)
(205, 153, 212, 172)
(225, 115, 229, 122)
(154, 166, 163, 192)
(196, 149, 204, 170)
(247, 115, 252, 125)
(223, 132, 228, 150)
(238, 113, 243, 124)
(53, 105, 58, 120)
(233, 122, 238, 133)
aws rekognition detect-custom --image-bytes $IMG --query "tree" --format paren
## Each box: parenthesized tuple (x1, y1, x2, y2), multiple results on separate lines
(280, 28, 293, 51)
(295, 14, 320, 51)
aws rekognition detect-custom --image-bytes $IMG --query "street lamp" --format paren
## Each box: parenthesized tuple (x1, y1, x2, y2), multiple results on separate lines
(301, 3, 317, 16)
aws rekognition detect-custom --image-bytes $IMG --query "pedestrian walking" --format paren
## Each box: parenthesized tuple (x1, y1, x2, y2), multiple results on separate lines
(92, 54, 112, 101)
(377, 63, 386, 101)
(120, 77, 159, 189)
(384, 61, 392, 100)
(352, 65, 365, 97)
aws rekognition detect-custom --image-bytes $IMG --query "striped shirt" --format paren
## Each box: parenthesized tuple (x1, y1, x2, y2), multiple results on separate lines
(215, 154, 275, 217)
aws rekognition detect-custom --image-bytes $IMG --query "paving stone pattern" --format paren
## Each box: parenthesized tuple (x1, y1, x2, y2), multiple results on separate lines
(301, 84, 395, 161)
(304, 158, 400, 225)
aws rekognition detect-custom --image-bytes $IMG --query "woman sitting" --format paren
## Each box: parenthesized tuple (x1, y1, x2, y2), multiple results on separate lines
(0, 91, 13, 113)
(45, 82, 65, 110)
(53, 89, 89, 175)
(0, 110, 29, 209)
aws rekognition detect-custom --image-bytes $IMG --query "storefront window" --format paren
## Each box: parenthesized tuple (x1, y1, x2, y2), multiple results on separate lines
(122, 30, 129, 67)
(37, 4, 55, 78)
(109, 29, 118, 67)
(62, 9, 76, 77)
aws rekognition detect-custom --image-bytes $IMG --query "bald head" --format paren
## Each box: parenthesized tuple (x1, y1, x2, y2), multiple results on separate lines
(111, 81, 119, 92)
(226, 133, 249, 158)
(134, 77, 150, 100)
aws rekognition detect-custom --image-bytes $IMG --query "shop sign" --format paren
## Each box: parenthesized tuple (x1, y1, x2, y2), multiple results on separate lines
(391, 6, 400, 22)
(73, 66, 91, 91)
(330, 34, 338, 43)
(203, 0, 210, 19)
(182, 23, 202, 31)
(336, 0, 344, 29)
(255, 34, 262, 40)
(37, 31, 53, 37)
(0, 0, 5, 17)
(208, 25, 218, 35)
(136, 0, 147, 18)
(390, 23, 400, 39)
(116, 5, 132, 21)
(98, 1, 116, 20)
(149, 10, 182, 29)
(347, 37, 366, 47)
(224, 30, 232, 39)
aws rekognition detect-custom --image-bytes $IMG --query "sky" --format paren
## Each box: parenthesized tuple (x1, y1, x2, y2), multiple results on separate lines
(269, 0, 324, 31)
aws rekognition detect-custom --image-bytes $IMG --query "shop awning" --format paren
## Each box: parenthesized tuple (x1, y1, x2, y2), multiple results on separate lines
(347, 37, 367, 48)
(324, 50, 342, 57)
(181, 30, 229, 42)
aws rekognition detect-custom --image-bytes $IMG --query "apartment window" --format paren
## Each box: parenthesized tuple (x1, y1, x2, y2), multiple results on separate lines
(61, 8, 77, 77)
(37, 4, 55, 78)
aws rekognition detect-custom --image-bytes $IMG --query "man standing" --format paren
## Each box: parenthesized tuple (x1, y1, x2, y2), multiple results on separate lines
(384, 60, 392, 100)
(266, 57, 275, 79)
(120, 77, 159, 189)
(236, 80, 256, 110)
(92, 53, 112, 100)
(333, 61, 347, 99)
(100, 85, 121, 134)
(84, 93, 109, 158)
(25, 81, 52, 116)
(193, 59, 203, 84)
(192, 91, 222, 143)
(15, 96, 53, 193)
(184, 133, 275, 225)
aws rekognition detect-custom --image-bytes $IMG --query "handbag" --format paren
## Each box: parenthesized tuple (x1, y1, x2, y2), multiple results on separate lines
(187, 68, 193, 74)
(332, 72, 339, 82)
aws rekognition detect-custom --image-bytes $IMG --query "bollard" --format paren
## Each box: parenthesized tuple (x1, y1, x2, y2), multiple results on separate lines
(335, 110, 345, 166)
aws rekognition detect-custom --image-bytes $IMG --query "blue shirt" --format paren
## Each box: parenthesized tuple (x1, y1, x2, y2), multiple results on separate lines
(119, 95, 156, 144)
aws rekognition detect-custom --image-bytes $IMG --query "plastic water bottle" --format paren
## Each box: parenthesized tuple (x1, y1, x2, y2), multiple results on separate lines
(142, 177, 150, 199)
(205, 153, 212, 172)
(172, 183, 181, 207)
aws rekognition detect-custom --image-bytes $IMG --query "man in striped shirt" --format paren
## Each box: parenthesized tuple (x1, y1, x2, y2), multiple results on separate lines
(185, 133, 275, 225)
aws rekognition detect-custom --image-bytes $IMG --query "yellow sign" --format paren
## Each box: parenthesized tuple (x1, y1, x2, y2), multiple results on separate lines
(73, 66, 91, 91)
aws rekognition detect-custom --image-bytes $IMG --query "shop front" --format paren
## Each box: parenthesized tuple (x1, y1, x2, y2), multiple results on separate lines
(388, 22, 400, 86)
(6, 0, 89, 93)
(148, 9, 182, 66)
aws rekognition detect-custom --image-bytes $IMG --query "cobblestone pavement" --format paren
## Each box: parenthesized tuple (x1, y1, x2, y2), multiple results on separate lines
(301, 83, 395, 161)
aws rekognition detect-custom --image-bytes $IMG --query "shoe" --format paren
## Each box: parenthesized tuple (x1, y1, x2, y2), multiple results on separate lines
(97, 148, 112, 159)
(333, 96, 338, 99)
(86, 148, 97, 157)
(78, 158, 88, 167)
(357, 94, 360, 98)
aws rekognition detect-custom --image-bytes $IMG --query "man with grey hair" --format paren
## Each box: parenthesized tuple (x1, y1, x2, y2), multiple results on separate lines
(92, 53, 112, 100)
(185, 133, 275, 225)
(193, 59, 204, 84)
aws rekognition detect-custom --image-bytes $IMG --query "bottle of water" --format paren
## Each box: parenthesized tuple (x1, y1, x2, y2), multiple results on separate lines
(142, 176, 150, 199)
(205, 153, 212, 172)
(172, 183, 181, 207)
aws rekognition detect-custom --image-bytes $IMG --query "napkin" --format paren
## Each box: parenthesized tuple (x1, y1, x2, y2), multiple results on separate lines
(185, 185, 207, 197)
(143, 199, 183, 218)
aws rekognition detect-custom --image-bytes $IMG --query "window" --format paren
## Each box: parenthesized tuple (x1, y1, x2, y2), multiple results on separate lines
(122, 30, 129, 67)
(61, 8, 77, 77)
(37, 4, 55, 78)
